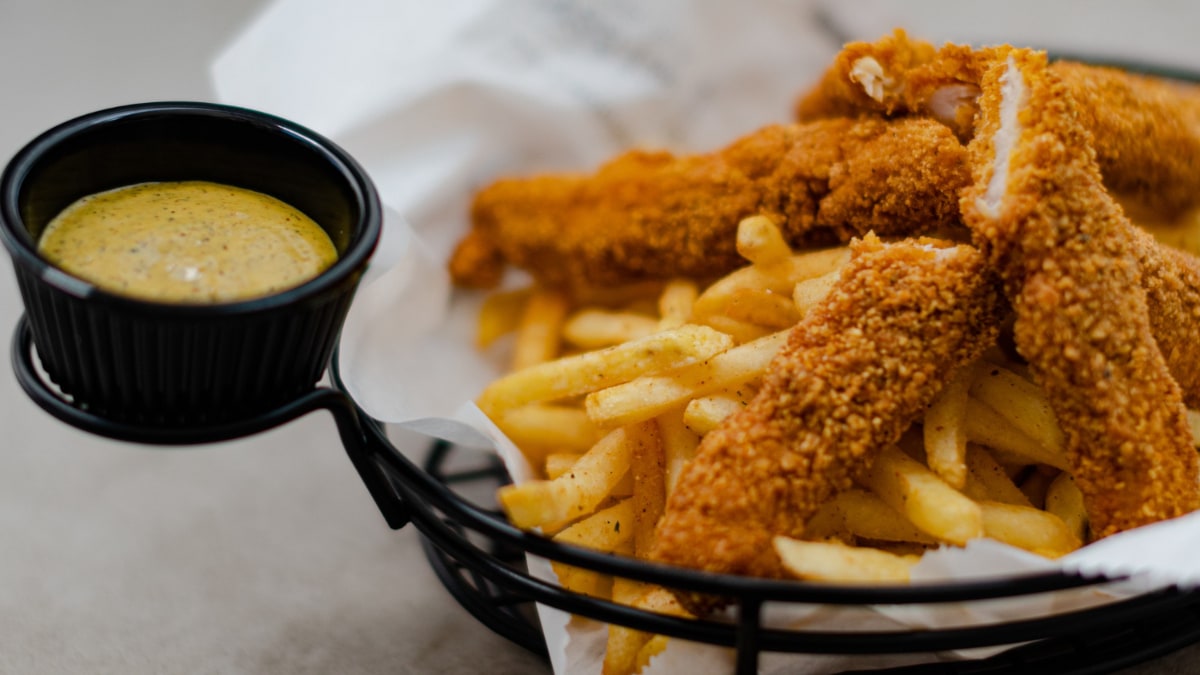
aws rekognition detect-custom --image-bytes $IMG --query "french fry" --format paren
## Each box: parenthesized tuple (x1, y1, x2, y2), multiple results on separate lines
(827, 489, 937, 545)
(774, 537, 916, 583)
(510, 289, 570, 371)
(564, 309, 661, 349)
(604, 577, 651, 675)
(979, 500, 1082, 558)
(544, 452, 581, 480)
(551, 501, 637, 597)
(963, 446, 1032, 507)
(498, 428, 632, 530)
(682, 394, 744, 436)
(1045, 472, 1089, 544)
(604, 586, 689, 675)
(923, 362, 979, 489)
(963, 397, 1069, 470)
(697, 314, 775, 343)
(861, 446, 984, 545)
(969, 365, 1067, 464)
(722, 287, 801, 328)
(802, 499, 852, 542)
(735, 214, 792, 267)
(628, 420, 666, 556)
(691, 247, 850, 320)
(476, 287, 531, 348)
(656, 408, 700, 496)
(633, 635, 670, 673)
(496, 404, 602, 456)
(586, 330, 787, 428)
(657, 279, 699, 330)
(791, 268, 841, 315)
(479, 324, 734, 415)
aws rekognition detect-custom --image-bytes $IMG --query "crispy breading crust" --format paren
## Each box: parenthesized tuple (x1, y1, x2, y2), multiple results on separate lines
(792, 28, 936, 120)
(1131, 226, 1200, 408)
(960, 50, 1200, 538)
(796, 33, 1200, 216)
(648, 235, 1002, 582)
(452, 117, 969, 289)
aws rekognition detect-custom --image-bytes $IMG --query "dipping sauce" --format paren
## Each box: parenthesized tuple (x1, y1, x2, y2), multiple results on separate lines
(37, 181, 338, 303)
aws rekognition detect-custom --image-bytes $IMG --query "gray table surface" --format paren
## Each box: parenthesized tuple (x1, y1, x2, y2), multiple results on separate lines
(1, 1, 1197, 673)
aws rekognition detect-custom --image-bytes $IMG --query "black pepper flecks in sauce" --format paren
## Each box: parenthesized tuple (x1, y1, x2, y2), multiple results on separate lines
(38, 181, 338, 303)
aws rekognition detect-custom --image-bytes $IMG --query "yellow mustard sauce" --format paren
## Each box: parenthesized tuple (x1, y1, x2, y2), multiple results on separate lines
(37, 181, 338, 303)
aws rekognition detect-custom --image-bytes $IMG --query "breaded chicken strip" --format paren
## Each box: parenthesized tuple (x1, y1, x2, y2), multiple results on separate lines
(1131, 226, 1200, 408)
(797, 31, 1200, 215)
(648, 234, 1002, 581)
(960, 50, 1200, 538)
(450, 117, 969, 289)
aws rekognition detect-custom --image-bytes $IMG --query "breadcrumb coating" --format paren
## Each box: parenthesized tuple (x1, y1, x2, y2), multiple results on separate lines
(451, 117, 968, 289)
(648, 235, 1002, 581)
(797, 32, 1200, 216)
(960, 50, 1200, 538)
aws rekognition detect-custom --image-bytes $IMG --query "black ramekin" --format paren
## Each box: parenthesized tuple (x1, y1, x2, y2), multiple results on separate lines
(0, 102, 381, 427)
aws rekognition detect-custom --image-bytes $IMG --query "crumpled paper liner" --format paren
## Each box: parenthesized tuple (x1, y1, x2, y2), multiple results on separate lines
(212, 2, 1200, 672)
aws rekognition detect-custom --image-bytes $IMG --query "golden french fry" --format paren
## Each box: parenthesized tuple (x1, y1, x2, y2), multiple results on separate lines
(633, 635, 670, 673)
(1045, 472, 1089, 544)
(861, 446, 983, 545)
(963, 446, 1032, 507)
(979, 500, 1082, 558)
(510, 289, 570, 371)
(586, 330, 787, 429)
(498, 428, 631, 530)
(604, 586, 689, 675)
(827, 489, 937, 545)
(496, 404, 602, 456)
(551, 501, 636, 596)
(691, 248, 850, 320)
(604, 576, 651, 675)
(802, 499, 852, 542)
(722, 287, 801, 328)
(697, 314, 775, 343)
(923, 362, 980, 489)
(656, 408, 700, 496)
(563, 309, 661, 349)
(682, 394, 744, 436)
(657, 279, 699, 330)
(735, 214, 792, 267)
(628, 419, 666, 557)
(544, 452, 581, 480)
(969, 365, 1066, 464)
(479, 324, 734, 415)
(774, 537, 916, 583)
(963, 397, 1069, 470)
(476, 287, 531, 348)
(791, 268, 841, 315)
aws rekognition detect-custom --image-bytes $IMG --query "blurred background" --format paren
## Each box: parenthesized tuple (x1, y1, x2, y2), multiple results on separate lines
(2, 1, 1199, 673)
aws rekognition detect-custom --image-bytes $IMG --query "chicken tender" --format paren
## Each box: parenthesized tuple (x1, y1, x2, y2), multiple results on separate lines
(798, 31, 1200, 216)
(960, 50, 1200, 538)
(648, 234, 1002, 581)
(451, 117, 969, 289)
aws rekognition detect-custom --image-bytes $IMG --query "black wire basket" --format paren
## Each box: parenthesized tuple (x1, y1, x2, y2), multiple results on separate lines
(11, 317, 1200, 675)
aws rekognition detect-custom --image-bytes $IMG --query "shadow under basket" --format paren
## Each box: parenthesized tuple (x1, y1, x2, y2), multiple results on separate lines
(0, 101, 381, 427)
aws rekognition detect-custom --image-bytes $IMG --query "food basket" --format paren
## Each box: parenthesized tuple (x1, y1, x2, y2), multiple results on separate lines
(10, 317, 1200, 675)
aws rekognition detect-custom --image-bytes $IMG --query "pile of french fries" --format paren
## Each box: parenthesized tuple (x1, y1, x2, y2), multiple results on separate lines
(472, 216, 1200, 675)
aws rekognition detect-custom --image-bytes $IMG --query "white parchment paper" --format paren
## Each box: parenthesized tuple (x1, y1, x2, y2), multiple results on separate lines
(212, 2, 1200, 673)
